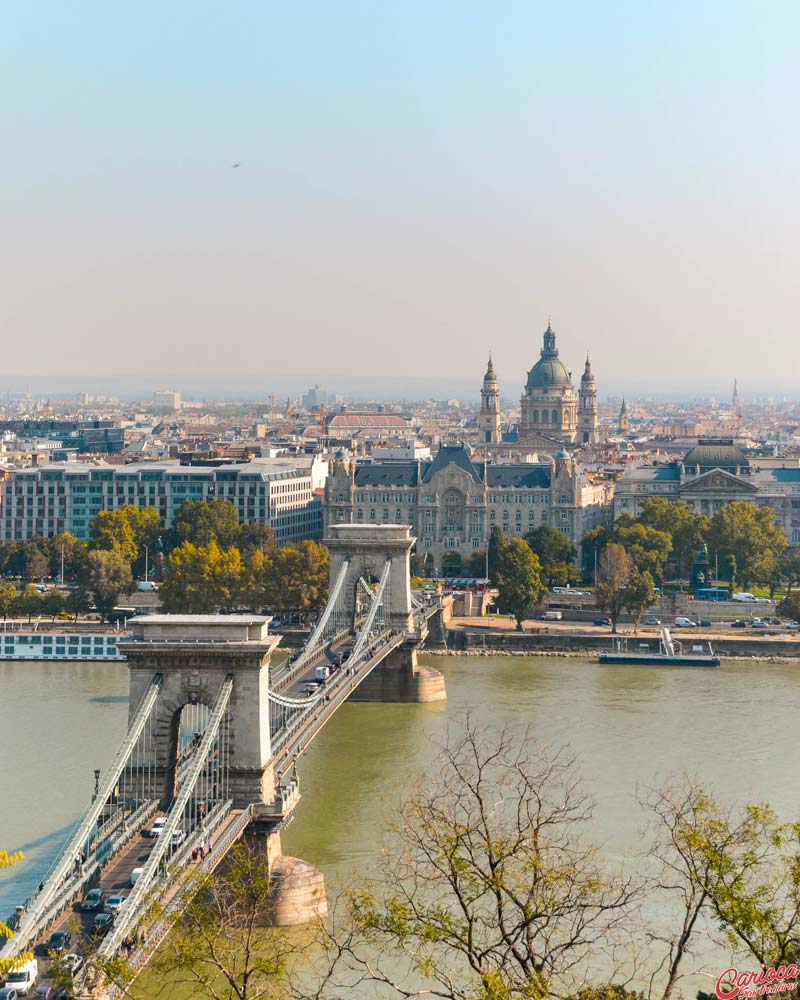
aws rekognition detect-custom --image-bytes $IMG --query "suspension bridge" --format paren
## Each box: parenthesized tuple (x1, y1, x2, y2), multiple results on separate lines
(0, 525, 447, 994)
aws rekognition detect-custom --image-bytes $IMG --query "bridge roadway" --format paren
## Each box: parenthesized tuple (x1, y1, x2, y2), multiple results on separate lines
(25, 631, 400, 992)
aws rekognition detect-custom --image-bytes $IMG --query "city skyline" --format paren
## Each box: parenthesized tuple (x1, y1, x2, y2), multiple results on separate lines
(3, 2, 799, 388)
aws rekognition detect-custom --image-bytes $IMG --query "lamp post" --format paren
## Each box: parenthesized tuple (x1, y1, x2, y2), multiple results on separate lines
(142, 544, 149, 583)
(60, 542, 65, 587)
(92, 768, 100, 803)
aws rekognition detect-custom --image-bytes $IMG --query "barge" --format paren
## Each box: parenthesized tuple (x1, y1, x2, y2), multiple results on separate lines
(599, 627, 719, 667)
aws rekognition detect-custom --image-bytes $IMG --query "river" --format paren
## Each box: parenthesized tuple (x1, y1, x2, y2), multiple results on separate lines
(1, 653, 797, 991)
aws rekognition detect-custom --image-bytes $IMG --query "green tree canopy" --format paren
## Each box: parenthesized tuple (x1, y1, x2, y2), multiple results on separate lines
(271, 540, 329, 615)
(524, 524, 576, 587)
(708, 501, 788, 589)
(159, 540, 245, 614)
(495, 538, 546, 630)
(172, 499, 241, 549)
(84, 550, 133, 619)
(0, 582, 17, 619)
(637, 497, 709, 579)
(16, 584, 43, 622)
(487, 525, 507, 587)
(776, 591, 800, 621)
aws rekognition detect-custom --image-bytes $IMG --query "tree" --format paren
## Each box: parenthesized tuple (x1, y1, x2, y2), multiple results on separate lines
(779, 547, 800, 594)
(594, 543, 632, 633)
(48, 532, 87, 580)
(622, 569, 657, 628)
(271, 541, 329, 616)
(494, 538, 546, 630)
(336, 721, 639, 1000)
(85, 550, 133, 620)
(237, 520, 276, 557)
(487, 525, 507, 587)
(65, 585, 91, 622)
(0, 582, 17, 619)
(525, 524, 577, 587)
(708, 502, 787, 590)
(24, 546, 48, 581)
(137, 843, 316, 1000)
(645, 780, 800, 974)
(247, 547, 277, 610)
(16, 584, 43, 622)
(580, 524, 616, 581)
(172, 499, 241, 550)
(464, 549, 487, 577)
(0, 849, 30, 978)
(777, 591, 800, 621)
(637, 498, 709, 580)
(41, 588, 65, 622)
(615, 518, 672, 583)
(159, 541, 245, 613)
(90, 510, 138, 564)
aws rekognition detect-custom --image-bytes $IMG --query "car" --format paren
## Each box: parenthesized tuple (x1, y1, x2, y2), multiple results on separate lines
(304, 683, 316, 696)
(91, 912, 114, 937)
(146, 816, 167, 838)
(170, 830, 185, 847)
(644, 618, 661, 626)
(45, 930, 71, 953)
(61, 954, 83, 977)
(130, 866, 144, 886)
(786, 621, 799, 630)
(35, 987, 71, 1000)
(699, 619, 713, 628)
(593, 617, 612, 626)
(674, 617, 698, 627)
(104, 894, 126, 914)
(731, 619, 748, 628)
(270, 619, 282, 629)
(2, 959, 38, 995)
(330, 654, 342, 667)
(750, 620, 768, 629)
(753, 596, 771, 603)
(80, 888, 104, 912)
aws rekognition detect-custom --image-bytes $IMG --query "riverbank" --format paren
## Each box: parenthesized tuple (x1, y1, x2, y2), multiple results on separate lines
(443, 618, 800, 661)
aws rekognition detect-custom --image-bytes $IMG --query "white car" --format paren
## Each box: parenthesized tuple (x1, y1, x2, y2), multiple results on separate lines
(674, 617, 698, 627)
(147, 817, 167, 838)
(105, 893, 126, 914)
(130, 866, 144, 886)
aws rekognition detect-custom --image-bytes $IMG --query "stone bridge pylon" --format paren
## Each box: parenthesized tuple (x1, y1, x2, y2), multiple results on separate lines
(325, 524, 446, 703)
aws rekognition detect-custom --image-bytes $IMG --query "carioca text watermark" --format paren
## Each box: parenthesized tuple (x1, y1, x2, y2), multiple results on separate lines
(716, 965, 800, 999)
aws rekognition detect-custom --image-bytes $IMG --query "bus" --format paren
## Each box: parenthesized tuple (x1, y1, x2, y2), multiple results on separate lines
(695, 587, 728, 602)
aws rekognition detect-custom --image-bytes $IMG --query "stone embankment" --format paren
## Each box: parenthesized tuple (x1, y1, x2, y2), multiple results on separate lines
(435, 626, 800, 662)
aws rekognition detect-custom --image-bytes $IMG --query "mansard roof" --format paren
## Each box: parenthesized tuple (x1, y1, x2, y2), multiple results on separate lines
(421, 444, 482, 484)
(354, 463, 420, 487)
(486, 465, 551, 488)
(682, 440, 750, 473)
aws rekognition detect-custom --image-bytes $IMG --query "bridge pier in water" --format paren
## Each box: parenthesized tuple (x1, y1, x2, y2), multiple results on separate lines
(349, 645, 446, 702)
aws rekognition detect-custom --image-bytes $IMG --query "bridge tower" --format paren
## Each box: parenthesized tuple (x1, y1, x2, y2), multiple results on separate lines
(325, 523, 415, 632)
(325, 524, 446, 702)
(121, 615, 281, 810)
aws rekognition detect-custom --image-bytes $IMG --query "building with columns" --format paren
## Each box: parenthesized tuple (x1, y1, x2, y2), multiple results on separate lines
(613, 439, 800, 547)
(324, 443, 612, 575)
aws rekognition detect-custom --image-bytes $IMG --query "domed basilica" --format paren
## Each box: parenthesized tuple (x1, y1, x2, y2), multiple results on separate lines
(478, 321, 600, 452)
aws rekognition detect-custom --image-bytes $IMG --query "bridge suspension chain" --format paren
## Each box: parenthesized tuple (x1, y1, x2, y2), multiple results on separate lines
(278, 558, 350, 680)
(349, 559, 391, 664)
(98, 674, 235, 959)
(0, 673, 163, 961)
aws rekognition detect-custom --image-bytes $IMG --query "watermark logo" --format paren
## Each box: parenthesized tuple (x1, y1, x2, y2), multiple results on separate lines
(716, 965, 800, 999)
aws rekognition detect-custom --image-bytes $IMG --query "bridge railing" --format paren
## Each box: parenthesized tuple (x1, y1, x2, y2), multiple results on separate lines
(8, 799, 158, 957)
(272, 629, 406, 771)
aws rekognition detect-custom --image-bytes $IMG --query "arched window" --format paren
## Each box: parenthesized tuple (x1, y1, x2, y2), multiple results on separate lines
(793, 529, 800, 544)
(532, 410, 539, 424)
(541, 410, 549, 424)
(552, 408, 558, 424)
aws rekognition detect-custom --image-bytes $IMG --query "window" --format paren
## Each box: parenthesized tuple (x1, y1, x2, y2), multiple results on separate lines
(552, 409, 558, 424)
(471, 538, 481, 549)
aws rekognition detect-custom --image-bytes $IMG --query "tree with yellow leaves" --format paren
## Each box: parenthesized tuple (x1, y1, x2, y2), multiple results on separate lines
(0, 849, 31, 976)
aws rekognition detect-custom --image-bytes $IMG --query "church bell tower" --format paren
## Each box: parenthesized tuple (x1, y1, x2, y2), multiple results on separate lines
(478, 356, 501, 445)
(577, 356, 599, 444)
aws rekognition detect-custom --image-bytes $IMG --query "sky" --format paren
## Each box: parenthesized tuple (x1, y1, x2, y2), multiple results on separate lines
(1, 1, 799, 400)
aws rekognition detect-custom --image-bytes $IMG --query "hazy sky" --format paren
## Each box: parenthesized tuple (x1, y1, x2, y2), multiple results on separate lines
(2, 1, 799, 398)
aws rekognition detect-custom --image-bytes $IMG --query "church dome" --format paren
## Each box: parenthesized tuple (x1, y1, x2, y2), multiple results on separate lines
(526, 324, 572, 389)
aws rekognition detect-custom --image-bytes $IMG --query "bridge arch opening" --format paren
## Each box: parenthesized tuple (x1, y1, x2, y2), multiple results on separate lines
(159, 698, 232, 834)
